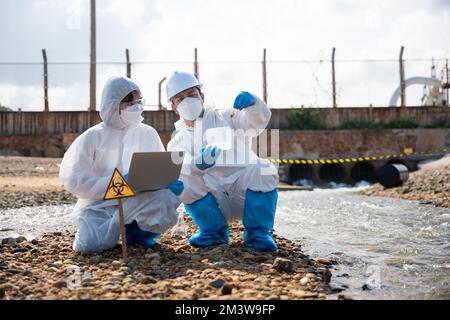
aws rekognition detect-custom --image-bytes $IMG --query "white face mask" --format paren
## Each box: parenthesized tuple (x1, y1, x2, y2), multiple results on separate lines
(177, 97, 203, 121)
(120, 104, 144, 127)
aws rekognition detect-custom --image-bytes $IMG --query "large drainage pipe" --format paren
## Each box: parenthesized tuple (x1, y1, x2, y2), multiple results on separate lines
(350, 162, 376, 183)
(376, 163, 409, 188)
(319, 163, 345, 184)
(289, 161, 314, 184)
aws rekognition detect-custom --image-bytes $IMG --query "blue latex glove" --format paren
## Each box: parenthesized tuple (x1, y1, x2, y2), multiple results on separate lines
(123, 173, 128, 181)
(167, 180, 184, 196)
(233, 91, 256, 110)
(195, 145, 222, 171)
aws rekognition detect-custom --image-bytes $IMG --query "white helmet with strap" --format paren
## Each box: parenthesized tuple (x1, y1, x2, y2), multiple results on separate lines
(166, 71, 203, 103)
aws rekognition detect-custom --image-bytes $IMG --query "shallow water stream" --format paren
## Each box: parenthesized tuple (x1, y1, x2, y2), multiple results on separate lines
(276, 187, 450, 299)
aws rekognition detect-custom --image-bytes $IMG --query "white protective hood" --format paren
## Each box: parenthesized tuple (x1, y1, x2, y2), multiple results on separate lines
(100, 76, 140, 129)
(59, 76, 163, 213)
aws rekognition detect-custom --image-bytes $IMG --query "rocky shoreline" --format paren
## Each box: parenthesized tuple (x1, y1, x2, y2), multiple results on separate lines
(0, 156, 76, 209)
(1, 219, 335, 300)
(361, 156, 450, 208)
(0, 190, 77, 209)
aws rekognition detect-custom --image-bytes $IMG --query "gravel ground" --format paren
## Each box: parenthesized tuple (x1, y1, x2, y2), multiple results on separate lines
(0, 220, 334, 300)
(0, 156, 76, 209)
(0, 156, 335, 300)
(361, 156, 450, 208)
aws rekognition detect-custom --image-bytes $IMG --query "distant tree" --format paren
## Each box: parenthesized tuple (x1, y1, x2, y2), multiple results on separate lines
(0, 103, 13, 112)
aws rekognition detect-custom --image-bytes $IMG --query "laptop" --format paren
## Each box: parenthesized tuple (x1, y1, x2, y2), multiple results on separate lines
(127, 151, 184, 192)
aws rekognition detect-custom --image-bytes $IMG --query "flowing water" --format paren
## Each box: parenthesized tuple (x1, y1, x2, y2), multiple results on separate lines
(0, 204, 76, 239)
(1, 187, 449, 299)
(276, 187, 450, 300)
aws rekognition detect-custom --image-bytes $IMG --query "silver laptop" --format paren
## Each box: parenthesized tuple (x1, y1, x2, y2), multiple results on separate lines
(127, 151, 184, 192)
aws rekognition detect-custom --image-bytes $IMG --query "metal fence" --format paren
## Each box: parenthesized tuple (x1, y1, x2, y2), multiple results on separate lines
(0, 47, 449, 111)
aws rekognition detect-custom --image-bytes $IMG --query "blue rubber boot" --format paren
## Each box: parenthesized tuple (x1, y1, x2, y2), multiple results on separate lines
(125, 220, 160, 248)
(125, 221, 138, 245)
(184, 193, 229, 247)
(243, 189, 278, 252)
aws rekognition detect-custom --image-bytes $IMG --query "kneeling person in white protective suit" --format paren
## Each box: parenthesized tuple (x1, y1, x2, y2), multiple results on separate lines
(59, 76, 184, 253)
(166, 72, 279, 252)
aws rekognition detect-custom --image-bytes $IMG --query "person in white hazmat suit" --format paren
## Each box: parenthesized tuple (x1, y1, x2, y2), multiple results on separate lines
(166, 72, 279, 252)
(59, 76, 184, 253)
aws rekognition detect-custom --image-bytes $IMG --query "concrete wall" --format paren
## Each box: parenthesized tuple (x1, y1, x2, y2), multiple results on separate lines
(2, 127, 449, 186)
(275, 129, 450, 185)
(0, 135, 64, 157)
(1, 128, 449, 160)
(1, 106, 450, 136)
(277, 129, 450, 160)
(269, 106, 450, 129)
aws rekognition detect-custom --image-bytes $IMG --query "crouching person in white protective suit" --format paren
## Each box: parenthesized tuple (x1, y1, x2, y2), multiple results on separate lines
(166, 71, 279, 252)
(59, 76, 184, 253)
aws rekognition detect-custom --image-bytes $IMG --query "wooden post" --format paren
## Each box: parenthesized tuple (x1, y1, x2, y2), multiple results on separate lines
(117, 198, 128, 263)
(89, 0, 96, 116)
(262, 48, 267, 104)
(126, 49, 131, 78)
(42, 49, 49, 112)
(42, 49, 49, 135)
(399, 46, 405, 108)
(194, 48, 199, 80)
(158, 77, 167, 110)
(332, 47, 337, 108)
(104, 169, 134, 263)
(446, 59, 449, 107)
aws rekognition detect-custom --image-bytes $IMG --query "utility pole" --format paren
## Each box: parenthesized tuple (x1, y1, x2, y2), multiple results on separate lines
(89, 0, 96, 115)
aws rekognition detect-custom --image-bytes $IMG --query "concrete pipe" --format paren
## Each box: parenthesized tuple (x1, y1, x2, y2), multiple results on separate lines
(376, 163, 409, 188)
(350, 162, 376, 183)
(289, 161, 314, 184)
(319, 163, 345, 184)
(387, 159, 417, 172)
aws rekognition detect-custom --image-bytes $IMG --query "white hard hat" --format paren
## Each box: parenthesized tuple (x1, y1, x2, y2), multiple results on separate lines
(166, 71, 203, 102)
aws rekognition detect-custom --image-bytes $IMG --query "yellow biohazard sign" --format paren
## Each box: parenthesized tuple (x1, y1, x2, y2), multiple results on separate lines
(103, 168, 136, 200)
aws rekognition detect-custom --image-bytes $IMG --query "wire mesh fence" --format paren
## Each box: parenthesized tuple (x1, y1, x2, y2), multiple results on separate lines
(0, 50, 448, 111)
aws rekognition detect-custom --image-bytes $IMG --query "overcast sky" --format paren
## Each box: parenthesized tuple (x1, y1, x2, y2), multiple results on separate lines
(0, 0, 448, 111)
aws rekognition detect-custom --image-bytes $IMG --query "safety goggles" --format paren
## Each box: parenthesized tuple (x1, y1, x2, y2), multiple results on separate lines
(172, 90, 201, 105)
(122, 97, 146, 109)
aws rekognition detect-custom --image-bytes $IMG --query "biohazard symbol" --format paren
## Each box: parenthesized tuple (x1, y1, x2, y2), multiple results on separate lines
(103, 168, 136, 200)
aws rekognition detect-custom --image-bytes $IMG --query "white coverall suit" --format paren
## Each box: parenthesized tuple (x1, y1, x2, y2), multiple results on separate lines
(167, 95, 279, 223)
(59, 76, 180, 253)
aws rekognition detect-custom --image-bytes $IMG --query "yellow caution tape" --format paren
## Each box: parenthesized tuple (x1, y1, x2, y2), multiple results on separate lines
(267, 148, 449, 165)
